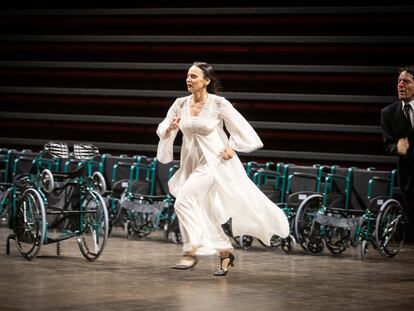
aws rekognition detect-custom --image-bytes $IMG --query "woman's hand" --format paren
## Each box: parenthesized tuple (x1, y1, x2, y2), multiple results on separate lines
(165, 117, 180, 137)
(220, 146, 234, 160)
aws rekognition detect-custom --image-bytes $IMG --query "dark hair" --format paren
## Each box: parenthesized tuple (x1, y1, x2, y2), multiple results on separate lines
(399, 66, 414, 78)
(192, 61, 222, 94)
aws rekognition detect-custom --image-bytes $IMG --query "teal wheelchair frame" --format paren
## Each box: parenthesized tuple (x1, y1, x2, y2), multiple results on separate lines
(6, 142, 109, 261)
(294, 167, 407, 260)
(121, 159, 181, 242)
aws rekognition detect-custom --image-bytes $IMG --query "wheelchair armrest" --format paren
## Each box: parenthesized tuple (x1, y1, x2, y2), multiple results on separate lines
(255, 169, 282, 177)
(17, 156, 35, 162)
(370, 176, 390, 183)
(325, 173, 347, 180)
(131, 162, 153, 170)
(368, 195, 391, 212)
(286, 191, 318, 206)
(128, 193, 169, 204)
(116, 161, 134, 168)
(253, 169, 281, 181)
(368, 176, 393, 197)
(290, 172, 318, 179)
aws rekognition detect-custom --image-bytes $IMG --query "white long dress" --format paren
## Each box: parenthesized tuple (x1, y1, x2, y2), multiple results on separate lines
(157, 94, 289, 255)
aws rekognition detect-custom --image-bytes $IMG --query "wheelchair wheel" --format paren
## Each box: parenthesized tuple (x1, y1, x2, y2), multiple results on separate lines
(234, 235, 253, 249)
(77, 190, 109, 261)
(360, 239, 369, 261)
(170, 230, 182, 244)
(281, 236, 293, 253)
(163, 215, 182, 244)
(258, 235, 282, 249)
(127, 212, 153, 238)
(306, 236, 325, 254)
(40, 169, 54, 193)
(0, 187, 12, 222)
(91, 171, 106, 194)
(14, 188, 46, 260)
(375, 199, 407, 258)
(294, 194, 323, 251)
(326, 227, 348, 255)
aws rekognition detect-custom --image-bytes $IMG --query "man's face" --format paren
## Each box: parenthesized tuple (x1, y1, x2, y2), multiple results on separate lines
(397, 70, 414, 102)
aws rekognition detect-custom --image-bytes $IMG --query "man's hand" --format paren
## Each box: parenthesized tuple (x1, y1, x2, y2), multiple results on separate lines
(397, 137, 410, 156)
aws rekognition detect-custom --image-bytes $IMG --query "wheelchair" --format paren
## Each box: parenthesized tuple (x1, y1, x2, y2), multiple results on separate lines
(98, 154, 146, 235)
(0, 149, 12, 222)
(231, 163, 324, 253)
(6, 142, 109, 261)
(121, 159, 181, 243)
(294, 167, 407, 260)
(1, 149, 39, 227)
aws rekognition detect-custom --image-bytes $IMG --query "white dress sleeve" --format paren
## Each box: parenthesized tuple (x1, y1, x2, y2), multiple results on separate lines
(219, 97, 263, 153)
(156, 98, 182, 163)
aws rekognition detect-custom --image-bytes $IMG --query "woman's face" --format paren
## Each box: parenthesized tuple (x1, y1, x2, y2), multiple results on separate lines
(186, 66, 210, 93)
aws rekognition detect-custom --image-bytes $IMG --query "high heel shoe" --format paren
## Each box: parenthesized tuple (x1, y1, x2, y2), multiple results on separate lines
(213, 252, 235, 276)
(171, 254, 198, 270)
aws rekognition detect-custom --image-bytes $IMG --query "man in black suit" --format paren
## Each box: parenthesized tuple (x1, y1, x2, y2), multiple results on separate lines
(381, 66, 414, 243)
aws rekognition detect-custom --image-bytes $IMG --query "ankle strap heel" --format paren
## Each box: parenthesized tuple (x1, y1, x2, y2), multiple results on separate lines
(214, 252, 235, 276)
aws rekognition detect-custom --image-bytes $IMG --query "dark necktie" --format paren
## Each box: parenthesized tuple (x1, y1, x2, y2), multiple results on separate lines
(403, 104, 413, 129)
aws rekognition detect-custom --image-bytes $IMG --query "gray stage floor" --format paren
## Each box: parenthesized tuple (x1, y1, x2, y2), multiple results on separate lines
(0, 224, 413, 311)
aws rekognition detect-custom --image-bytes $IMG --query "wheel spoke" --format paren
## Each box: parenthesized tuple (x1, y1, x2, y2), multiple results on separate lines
(13, 189, 46, 260)
(77, 190, 108, 261)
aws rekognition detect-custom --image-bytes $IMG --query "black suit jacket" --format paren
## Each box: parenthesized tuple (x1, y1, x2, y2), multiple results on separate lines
(381, 100, 414, 191)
